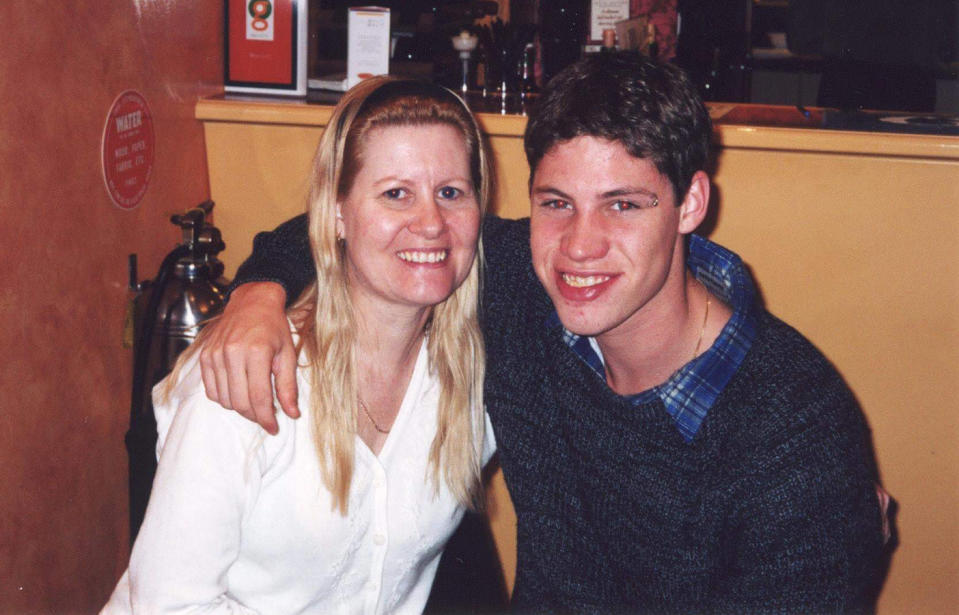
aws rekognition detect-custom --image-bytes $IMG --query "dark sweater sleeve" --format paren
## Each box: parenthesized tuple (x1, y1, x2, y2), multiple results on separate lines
(229, 213, 314, 305)
(712, 369, 885, 613)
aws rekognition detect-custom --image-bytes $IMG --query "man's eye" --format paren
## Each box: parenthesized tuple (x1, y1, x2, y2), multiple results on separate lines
(383, 188, 408, 199)
(540, 199, 570, 210)
(611, 196, 658, 211)
(438, 186, 462, 200)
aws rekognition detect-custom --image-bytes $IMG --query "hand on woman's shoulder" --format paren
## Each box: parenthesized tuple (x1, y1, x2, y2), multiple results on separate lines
(151, 351, 298, 463)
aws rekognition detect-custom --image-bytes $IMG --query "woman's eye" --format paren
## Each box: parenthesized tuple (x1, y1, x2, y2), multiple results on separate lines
(438, 186, 462, 200)
(383, 188, 408, 199)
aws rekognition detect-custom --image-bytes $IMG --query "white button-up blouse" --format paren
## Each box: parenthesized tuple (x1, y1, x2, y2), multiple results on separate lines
(103, 339, 495, 614)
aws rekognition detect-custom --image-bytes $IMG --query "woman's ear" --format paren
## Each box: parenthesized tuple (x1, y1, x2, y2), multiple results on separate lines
(677, 171, 710, 235)
(335, 204, 345, 239)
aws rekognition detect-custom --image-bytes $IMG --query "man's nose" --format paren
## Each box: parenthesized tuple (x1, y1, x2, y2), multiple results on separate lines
(409, 197, 447, 238)
(561, 212, 609, 261)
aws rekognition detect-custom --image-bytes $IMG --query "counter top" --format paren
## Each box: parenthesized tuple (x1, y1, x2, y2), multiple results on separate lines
(194, 92, 528, 136)
(196, 95, 959, 161)
(708, 103, 959, 160)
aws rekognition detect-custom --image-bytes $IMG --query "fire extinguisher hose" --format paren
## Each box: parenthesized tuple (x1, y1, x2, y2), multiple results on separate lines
(125, 243, 191, 544)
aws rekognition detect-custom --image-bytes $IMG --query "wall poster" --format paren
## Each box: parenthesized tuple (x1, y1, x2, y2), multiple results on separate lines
(225, 0, 308, 96)
(589, 0, 630, 43)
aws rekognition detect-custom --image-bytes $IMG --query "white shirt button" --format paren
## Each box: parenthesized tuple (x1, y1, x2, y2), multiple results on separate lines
(373, 533, 386, 546)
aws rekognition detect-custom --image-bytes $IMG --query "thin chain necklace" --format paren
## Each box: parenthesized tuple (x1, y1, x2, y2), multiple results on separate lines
(359, 399, 392, 434)
(691, 284, 711, 361)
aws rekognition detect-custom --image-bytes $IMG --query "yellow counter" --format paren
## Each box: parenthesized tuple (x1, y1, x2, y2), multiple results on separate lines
(196, 96, 959, 614)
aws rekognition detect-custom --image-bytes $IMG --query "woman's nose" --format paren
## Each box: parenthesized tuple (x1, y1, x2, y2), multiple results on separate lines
(409, 198, 447, 237)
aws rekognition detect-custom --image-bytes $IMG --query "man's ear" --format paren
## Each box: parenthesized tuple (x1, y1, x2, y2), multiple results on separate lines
(677, 171, 710, 235)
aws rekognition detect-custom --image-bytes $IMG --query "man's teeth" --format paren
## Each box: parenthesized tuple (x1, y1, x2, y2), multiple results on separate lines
(562, 273, 611, 288)
(399, 250, 448, 263)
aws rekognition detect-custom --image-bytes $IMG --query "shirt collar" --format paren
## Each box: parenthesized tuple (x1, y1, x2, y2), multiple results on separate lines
(545, 234, 759, 442)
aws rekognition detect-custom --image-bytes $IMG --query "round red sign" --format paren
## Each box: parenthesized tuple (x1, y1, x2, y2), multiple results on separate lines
(101, 90, 155, 210)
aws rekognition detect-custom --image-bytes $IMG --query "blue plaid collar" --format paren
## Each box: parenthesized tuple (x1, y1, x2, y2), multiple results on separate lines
(546, 234, 759, 443)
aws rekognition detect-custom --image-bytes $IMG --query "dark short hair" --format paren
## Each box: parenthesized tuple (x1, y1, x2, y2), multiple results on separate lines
(524, 51, 711, 203)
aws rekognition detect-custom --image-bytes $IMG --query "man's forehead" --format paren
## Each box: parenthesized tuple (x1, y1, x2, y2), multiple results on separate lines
(540, 134, 633, 157)
(532, 141, 664, 190)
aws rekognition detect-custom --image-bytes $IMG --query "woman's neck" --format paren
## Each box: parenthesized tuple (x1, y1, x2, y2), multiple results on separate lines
(352, 300, 429, 384)
(351, 302, 429, 455)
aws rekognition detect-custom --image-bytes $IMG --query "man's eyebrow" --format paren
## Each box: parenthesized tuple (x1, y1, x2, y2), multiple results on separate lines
(600, 186, 658, 199)
(530, 185, 573, 200)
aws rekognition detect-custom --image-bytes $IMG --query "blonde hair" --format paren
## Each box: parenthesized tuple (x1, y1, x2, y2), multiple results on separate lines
(290, 77, 491, 514)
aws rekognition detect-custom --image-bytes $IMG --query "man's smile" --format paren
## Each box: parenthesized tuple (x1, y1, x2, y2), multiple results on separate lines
(561, 272, 613, 288)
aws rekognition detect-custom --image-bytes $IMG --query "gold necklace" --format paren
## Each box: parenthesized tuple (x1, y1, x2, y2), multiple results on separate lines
(359, 399, 391, 434)
(692, 287, 711, 361)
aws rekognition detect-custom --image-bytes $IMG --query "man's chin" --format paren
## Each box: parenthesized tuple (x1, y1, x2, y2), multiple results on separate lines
(555, 315, 608, 339)
(548, 293, 620, 339)
(554, 304, 632, 340)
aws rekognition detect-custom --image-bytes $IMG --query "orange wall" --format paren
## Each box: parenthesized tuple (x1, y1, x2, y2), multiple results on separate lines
(0, 2, 221, 612)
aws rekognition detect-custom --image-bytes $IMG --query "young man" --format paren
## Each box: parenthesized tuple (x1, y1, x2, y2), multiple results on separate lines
(199, 53, 885, 612)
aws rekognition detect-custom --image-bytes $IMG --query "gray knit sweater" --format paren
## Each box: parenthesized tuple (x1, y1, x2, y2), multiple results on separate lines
(235, 214, 885, 613)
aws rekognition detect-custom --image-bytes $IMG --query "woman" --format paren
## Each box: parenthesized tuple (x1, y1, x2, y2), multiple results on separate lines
(103, 77, 494, 614)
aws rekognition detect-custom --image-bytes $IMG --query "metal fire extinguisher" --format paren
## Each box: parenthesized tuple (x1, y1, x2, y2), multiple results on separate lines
(125, 200, 229, 544)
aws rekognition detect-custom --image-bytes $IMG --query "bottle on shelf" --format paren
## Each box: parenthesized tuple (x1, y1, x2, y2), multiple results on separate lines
(518, 42, 539, 99)
(601, 28, 617, 53)
(645, 22, 658, 59)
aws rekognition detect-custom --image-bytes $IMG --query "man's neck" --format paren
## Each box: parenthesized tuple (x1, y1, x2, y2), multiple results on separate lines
(597, 272, 720, 396)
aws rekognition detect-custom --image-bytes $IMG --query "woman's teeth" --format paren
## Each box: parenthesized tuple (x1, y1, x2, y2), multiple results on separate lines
(399, 250, 448, 263)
